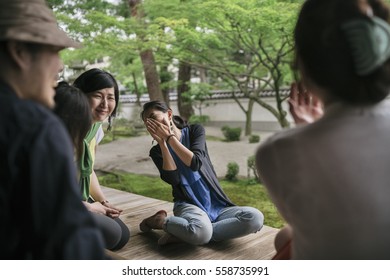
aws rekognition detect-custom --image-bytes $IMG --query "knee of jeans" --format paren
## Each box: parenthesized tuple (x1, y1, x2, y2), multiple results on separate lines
(185, 222, 213, 245)
(237, 209, 264, 232)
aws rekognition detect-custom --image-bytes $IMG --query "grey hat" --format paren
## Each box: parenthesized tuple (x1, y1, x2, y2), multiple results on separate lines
(0, 0, 81, 48)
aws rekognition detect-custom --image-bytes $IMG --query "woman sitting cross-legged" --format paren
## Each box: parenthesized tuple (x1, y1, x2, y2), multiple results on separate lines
(139, 100, 264, 246)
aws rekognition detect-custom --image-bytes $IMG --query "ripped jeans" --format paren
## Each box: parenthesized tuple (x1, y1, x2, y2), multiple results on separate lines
(163, 202, 264, 245)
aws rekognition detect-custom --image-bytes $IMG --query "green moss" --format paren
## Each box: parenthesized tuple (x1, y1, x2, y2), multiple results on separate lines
(98, 172, 173, 202)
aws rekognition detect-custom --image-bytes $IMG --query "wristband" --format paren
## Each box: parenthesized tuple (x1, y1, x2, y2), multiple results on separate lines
(166, 134, 176, 143)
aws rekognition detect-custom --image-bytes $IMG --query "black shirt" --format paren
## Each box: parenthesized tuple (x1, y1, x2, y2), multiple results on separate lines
(149, 124, 234, 207)
(0, 81, 105, 259)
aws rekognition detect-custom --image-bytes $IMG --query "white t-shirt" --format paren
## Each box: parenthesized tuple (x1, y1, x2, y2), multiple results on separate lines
(95, 125, 104, 144)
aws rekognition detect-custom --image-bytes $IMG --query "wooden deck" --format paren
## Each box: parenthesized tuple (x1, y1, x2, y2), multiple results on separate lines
(102, 186, 278, 260)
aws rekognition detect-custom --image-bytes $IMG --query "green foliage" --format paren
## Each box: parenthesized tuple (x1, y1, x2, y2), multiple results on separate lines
(158, 0, 300, 132)
(166, 0, 298, 76)
(99, 119, 138, 144)
(50, 0, 301, 131)
(249, 134, 260, 143)
(50, 0, 162, 89)
(98, 172, 173, 202)
(220, 178, 284, 228)
(189, 115, 210, 125)
(205, 135, 224, 142)
(225, 162, 239, 181)
(221, 126, 241, 142)
(98, 171, 285, 228)
(182, 82, 213, 116)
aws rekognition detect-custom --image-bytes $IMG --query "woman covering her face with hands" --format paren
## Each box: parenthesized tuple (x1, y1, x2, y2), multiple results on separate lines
(139, 100, 264, 246)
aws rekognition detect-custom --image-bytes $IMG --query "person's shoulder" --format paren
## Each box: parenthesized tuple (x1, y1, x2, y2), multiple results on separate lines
(14, 100, 70, 144)
(262, 126, 299, 143)
(257, 125, 307, 154)
(188, 123, 205, 134)
(14, 99, 60, 129)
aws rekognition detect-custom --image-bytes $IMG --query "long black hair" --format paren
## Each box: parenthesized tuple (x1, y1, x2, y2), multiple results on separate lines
(140, 100, 187, 129)
(73, 68, 119, 130)
(54, 81, 92, 162)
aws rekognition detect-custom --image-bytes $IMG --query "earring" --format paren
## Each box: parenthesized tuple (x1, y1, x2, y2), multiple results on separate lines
(170, 121, 173, 133)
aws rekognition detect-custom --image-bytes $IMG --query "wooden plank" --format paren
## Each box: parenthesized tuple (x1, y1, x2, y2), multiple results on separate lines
(102, 186, 278, 260)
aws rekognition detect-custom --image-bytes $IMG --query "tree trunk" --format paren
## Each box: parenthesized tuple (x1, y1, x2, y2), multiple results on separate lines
(198, 66, 207, 83)
(278, 112, 290, 128)
(128, 0, 163, 101)
(132, 71, 141, 106)
(160, 64, 171, 105)
(140, 50, 163, 101)
(244, 98, 255, 136)
(177, 61, 194, 120)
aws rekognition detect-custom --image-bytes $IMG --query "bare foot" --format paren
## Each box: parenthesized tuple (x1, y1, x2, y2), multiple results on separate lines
(139, 210, 167, 232)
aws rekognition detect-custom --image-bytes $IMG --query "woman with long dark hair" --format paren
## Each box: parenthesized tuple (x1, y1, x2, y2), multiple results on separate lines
(54, 81, 92, 164)
(73, 68, 130, 251)
(139, 100, 264, 245)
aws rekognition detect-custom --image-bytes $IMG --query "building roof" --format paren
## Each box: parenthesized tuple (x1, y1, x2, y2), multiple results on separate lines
(119, 88, 290, 104)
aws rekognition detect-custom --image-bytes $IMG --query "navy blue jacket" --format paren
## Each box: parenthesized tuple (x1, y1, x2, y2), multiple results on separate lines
(0, 81, 105, 259)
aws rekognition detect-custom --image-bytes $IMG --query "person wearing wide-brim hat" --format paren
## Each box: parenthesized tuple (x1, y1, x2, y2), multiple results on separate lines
(0, 0, 106, 259)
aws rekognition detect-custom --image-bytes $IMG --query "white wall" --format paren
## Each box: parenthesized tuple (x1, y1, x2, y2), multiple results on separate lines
(119, 97, 293, 132)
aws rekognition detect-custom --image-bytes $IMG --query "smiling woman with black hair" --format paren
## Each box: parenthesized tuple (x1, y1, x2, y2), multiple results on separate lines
(73, 69, 130, 251)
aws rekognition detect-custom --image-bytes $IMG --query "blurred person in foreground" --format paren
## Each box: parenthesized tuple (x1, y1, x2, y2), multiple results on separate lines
(256, 0, 390, 259)
(0, 0, 105, 259)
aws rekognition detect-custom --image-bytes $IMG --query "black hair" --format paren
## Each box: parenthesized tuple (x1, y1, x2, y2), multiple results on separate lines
(140, 100, 187, 129)
(73, 68, 119, 130)
(54, 81, 92, 162)
(294, 0, 390, 104)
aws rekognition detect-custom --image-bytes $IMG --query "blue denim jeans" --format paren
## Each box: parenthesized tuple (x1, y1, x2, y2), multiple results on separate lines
(163, 202, 264, 245)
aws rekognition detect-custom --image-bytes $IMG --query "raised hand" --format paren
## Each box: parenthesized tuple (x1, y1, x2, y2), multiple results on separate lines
(288, 82, 324, 125)
(146, 118, 170, 144)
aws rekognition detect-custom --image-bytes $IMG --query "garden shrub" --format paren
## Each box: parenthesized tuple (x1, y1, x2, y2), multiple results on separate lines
(226, 162, 239, 181)
(249, 134, 260, 143)
(221, 125, 241, 142)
